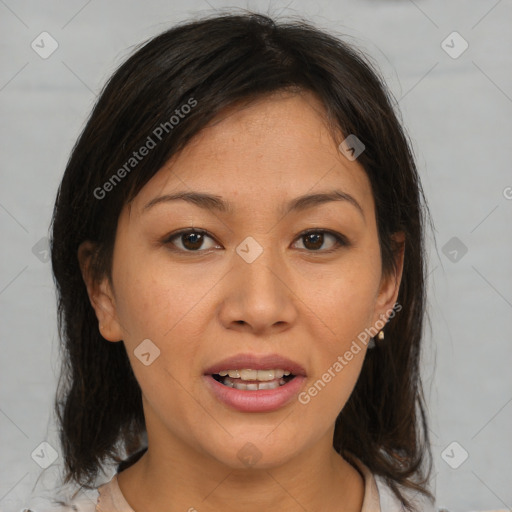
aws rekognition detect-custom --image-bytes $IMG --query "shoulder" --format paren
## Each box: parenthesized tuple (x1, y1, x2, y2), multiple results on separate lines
(354, 457, 508, 512)
(374, 474, 436, 512)
(21, 489, 99, 512)
(375, 477, 510, 512)
(348, 454, 436, 512)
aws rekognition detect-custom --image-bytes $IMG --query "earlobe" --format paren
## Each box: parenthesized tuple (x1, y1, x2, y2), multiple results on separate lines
(77, 241, 124, 342)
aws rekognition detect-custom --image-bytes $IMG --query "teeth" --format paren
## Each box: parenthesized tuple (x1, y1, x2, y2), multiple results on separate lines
(258, 381, 280, 390)
(226, 377, 281, 391)
(216, 369, 291, 381)
(240, 369, 258, 380)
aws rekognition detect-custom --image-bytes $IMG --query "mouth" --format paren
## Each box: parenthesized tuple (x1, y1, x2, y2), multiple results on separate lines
(211, 368, 296, 391)
(203, 354, 307, 412)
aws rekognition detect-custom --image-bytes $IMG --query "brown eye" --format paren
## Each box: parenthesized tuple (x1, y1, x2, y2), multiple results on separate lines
(303, 232, 324, 250)
(181, 232, 205, 250)
(165, 229, 219, 252)
(294, 230, 349, 252)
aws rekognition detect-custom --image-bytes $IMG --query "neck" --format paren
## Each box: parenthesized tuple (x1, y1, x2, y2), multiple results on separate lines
(116, 434, 365, 512)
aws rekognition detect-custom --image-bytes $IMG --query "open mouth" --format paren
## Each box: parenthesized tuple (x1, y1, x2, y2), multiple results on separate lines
(204, 357, 306, 412)
(211, 369, 296, 391)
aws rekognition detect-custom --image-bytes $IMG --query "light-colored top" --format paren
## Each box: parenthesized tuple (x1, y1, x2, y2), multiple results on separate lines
(24, 457, 510, 512)
(93, 458, 435, 512)
(25, 457, 438, 512)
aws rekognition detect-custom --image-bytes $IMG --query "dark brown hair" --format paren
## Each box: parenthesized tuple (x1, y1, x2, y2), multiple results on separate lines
(50, 10, 433, 510)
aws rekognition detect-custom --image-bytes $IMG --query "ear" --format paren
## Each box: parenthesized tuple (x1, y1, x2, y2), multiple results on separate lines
(77, 241, 124, 342)
(373, 231, 405, 324)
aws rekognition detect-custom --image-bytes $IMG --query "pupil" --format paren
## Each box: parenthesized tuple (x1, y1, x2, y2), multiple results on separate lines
(304, 233, 323, 250)
(184, 232, 203, 250)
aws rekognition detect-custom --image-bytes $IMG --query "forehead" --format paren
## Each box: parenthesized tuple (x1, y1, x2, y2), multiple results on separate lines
(129, 91, 374, 217)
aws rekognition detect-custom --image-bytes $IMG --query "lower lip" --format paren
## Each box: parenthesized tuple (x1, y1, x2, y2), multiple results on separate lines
(204, 375, 306, 412)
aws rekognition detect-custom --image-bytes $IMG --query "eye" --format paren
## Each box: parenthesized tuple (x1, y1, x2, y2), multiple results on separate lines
(162, 228, 349, 254)
(293, 229, 349, 253)
(163, 228, 220, 252)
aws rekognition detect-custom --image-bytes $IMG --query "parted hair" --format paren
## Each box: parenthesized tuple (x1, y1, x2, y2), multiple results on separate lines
(50, 10, 433, 510)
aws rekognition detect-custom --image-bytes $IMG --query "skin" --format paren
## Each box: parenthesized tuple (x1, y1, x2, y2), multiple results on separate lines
(79, 90, 404, 512)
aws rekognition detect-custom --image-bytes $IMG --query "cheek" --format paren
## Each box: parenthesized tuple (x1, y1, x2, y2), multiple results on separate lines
(300, 352, 366, 420)
(294, 250, 380, 417)
(296, 272, 373, 427)
(112, 252, 219, 344)
(110, 252, 225, 405)
(110, 258, 208, 431)
(300, 250, 382, 342)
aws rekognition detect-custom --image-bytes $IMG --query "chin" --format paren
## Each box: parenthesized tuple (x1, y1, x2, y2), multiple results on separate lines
(198, 430, 308, 471)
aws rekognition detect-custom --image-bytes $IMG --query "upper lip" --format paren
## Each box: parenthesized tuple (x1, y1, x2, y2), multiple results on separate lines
(204, 353, 306, 376)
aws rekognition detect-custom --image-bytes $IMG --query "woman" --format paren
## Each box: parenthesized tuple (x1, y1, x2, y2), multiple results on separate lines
(43, 10, 435, 512)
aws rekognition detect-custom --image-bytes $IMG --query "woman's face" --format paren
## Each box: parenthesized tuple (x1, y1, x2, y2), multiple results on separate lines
(83, 91, 403, 470)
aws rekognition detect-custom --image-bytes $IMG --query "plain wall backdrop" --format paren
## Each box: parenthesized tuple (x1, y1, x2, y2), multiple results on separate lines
(1, 1, 511, 511)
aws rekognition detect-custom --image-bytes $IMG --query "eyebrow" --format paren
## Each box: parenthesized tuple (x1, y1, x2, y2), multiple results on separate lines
(143, 190, 365, 220)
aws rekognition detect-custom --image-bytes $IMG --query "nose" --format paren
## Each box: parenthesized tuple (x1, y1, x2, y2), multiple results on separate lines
(218, 244, 298, 335)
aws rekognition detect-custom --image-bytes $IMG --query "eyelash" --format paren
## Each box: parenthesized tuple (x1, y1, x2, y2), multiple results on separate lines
(162, 228, 350, 254)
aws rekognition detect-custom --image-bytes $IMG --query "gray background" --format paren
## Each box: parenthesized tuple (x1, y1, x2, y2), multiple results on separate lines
(1, 1, 511, 511)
